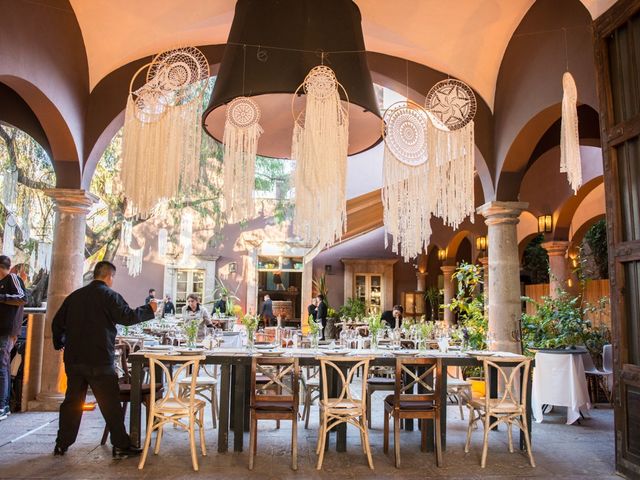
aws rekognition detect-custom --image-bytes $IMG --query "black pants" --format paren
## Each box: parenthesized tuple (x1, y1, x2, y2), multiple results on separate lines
(320, 318, 327, 339)
(57, 364, 130, 449)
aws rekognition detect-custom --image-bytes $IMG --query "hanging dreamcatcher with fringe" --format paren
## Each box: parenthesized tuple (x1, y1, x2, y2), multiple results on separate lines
(126, 245, 144, 277)
(120, 46, 209, 213)
(223, 96, 263, 223)
(561, 71, 582, 194)
(381, 100, 433, 261)
(291, 65, 349, 250)
(424, 78, 476, 230)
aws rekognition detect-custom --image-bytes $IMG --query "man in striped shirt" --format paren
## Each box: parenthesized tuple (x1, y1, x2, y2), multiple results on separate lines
(0, 255, 26, 420)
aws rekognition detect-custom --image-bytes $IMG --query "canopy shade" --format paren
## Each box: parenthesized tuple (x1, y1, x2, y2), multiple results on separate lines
(203, 0, 382, 158)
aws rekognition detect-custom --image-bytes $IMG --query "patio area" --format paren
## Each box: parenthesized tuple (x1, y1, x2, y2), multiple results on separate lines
(0, 401, 616, 480)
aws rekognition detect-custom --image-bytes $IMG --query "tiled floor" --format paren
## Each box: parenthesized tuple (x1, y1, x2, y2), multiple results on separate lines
(0, 400, 618, 479)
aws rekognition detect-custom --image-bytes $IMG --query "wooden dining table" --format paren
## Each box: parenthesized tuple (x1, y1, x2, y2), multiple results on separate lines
(127, 349, 533, 454)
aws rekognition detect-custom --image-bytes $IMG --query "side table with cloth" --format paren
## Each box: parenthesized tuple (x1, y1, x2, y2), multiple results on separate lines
(531, 351, 591, 425)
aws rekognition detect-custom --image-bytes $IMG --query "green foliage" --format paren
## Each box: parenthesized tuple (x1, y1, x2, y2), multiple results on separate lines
(312, 274, 329, 306)
(446, 262, 487, 350)
(424, 286, 440, 320)
(521, 288, 610, 359)
(583, 219, 608, 279)
(183, 318, 199, 345)
(212, 277, 240, 313)
(327, 307, 338, 318)
(338, 297, 367, 319)
(365, 314, 385, 338)
(308, 314, 321, 336)
(521, 234, 549, 284)
(242, 313, 260, 335)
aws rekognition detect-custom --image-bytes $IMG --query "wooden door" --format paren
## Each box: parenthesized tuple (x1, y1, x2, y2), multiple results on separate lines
(594, 1, 640, 476)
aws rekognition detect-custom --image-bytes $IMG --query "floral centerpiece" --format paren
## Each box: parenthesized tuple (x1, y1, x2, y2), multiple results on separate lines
(366, 314, 385, 349)
(416, 321, 436, 351)
(241, 314, 259, 350)
(183, 318, 199, 348)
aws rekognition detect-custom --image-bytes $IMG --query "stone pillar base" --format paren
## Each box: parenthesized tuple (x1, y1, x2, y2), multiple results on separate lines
(29, 394, 64, 412)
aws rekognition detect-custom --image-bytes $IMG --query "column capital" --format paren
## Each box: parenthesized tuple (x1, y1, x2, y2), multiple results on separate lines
(440, 264, 457, 275)
(45, 188, 98, 214)
(541, 241, 570, 257)
(477, 201, 528, 226)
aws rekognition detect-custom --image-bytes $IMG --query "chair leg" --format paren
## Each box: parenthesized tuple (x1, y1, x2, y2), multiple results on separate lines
(421, 419, 427, 452)
(154, 422, 164, 454)
(366, 388, 372, 428)
(362, 416, 374, 470)
(199, 408, 207, 456)
(458, 395, 465, 420)
(249, 415, 257, 470)
(507, 420, 514, 453)
(291, 415, 298, 471)
(304, 390, 311, 429)
(521, 414, 536, 467)
(435, 413, 443, 467)
(383, 410, 389, 454)
(464, 407, 474, 453)
(394, 415, 401, 468)
(480, 414, 491, 468)
(138, 415, 155, 470)
(189, 415, 199, 471)
(316, 415, 327, 470)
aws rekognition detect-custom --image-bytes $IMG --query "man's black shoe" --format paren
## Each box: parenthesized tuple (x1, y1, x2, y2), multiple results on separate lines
(53, 444, 67, 456)
(112, 446, 143, 458)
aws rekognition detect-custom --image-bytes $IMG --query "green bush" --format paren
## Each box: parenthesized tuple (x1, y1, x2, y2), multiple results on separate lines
(338, 297, 367, 319)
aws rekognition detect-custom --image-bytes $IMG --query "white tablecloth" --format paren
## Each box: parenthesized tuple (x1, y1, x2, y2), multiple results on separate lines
(531, 352, 591, 424)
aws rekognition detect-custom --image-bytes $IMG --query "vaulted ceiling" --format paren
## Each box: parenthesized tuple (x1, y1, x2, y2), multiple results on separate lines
(69, 0, 616, 109)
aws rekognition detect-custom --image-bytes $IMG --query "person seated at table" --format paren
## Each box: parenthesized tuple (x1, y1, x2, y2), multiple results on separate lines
(162, 294, 175, 317)
(214, 294, 228, 315)
(181, 293, 213, 339)
(381, 305, 404, 329)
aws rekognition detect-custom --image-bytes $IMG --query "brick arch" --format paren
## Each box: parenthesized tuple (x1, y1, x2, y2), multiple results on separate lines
(445, 230, 473, 263)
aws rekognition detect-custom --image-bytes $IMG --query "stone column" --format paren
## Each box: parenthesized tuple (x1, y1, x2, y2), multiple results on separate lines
(478, 256, 489, 318)
(542, 241, 570, 298)
(440, 264, 457, 326)
(31, 189, 97, 411)
(477, 201, 528, 353)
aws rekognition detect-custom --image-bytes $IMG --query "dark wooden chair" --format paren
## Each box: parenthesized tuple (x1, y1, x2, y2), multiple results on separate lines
(100, 343, 163, 445)
(383, 356, 442, 468)
(248, 356, 300, 470)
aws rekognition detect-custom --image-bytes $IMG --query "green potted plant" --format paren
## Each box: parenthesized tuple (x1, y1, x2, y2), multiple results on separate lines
(424, 286, 440, 321)
(416, 321, 436, 351)
(366, 314, 385, 349)
(183, 318, 199, 348)
(308, 314, 321, 348)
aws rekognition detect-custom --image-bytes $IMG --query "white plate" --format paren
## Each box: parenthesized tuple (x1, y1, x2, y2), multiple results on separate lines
(138, 350, 180, 356)
(257, 350, 284, 357)
(391, 350, 419, 356)
(255, 343, 277, 350)
(176, 347, 206, 354)
(320, 349, 350, 356)
(466, 350, 494, 356)
(145, 345, 174, 350)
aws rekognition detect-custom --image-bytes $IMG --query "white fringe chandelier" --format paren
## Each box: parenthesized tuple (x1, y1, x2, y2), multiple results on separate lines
(561, 71, 582, 194)
(121, 47, 210, 214)
(292, 65, 349, 251)
(382, 78, 477, 260)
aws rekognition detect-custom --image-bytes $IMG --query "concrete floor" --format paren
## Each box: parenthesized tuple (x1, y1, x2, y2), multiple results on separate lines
(0, 399, 618, 480)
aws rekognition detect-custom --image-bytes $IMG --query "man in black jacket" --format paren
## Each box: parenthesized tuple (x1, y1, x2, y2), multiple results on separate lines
(0, 255, 26, 420)
(52, 261, 157, 458)
(316, 294, 328, 340)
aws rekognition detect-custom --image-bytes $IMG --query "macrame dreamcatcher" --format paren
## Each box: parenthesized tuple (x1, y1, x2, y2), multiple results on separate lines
(157, 227, 168, 257)
(291, 65, 349, 250)
(381, 101, 433, 261)
(561, 71, 582, 194)
(179, 211, 193, 261)
(126, 246, 144, 277)
(121, 46, 209, 213)
(424, 79, 476, 229)
(223, 96, 263, 223)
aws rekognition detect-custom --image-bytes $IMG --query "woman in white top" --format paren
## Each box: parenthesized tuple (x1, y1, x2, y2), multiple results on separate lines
(181, 293, 213, 339)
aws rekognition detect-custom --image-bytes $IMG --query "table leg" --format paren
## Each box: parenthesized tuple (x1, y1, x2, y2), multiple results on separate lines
(336, 365, 347, 452)
(129, 359, 142, 448)
(230, 366, 236, 430)
(217, 363, 231, 453)
(244, 367, 251, 433)
(233, 364, 246, 452)
(440, 363, 448, 451)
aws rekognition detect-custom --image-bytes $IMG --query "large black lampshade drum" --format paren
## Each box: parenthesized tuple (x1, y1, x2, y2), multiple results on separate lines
(203, 0, 382, 158)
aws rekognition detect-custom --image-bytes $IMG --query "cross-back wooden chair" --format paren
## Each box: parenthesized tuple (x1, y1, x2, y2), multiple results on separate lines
(178, 363, 219, 428)
(383, 356, 442, 468)
(301, 366, 320, 429)
(249, 356, 300, 470)
(101, 342, 163, 445)
(315, 356, 374, 470)
(464, 356, 535, 468)
(138, 354, 207, 472)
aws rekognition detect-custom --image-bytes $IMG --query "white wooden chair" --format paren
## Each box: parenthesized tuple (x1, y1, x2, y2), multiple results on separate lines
(316, 356, 374, 470)
(138, 354, 207, 472)
(464, 356, 535, 468)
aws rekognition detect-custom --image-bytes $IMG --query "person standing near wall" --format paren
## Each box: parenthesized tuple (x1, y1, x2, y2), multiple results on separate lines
(0, 255, 26, 421)
(316, 294, 327, 340)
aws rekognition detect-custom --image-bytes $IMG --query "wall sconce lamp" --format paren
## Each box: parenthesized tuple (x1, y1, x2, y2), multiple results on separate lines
(228, 261, 237, 274)
(475, 235, 487, 252)
(537, 214, 553, 233)
(325, 264, 332, 274)
(437, 248, 447, 261)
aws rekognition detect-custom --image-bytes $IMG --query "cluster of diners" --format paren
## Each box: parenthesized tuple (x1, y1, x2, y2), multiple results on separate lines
(113, 322, 536, 472)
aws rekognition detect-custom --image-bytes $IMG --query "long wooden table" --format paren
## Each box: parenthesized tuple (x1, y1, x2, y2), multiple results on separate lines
(128, 350, 533, 454)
